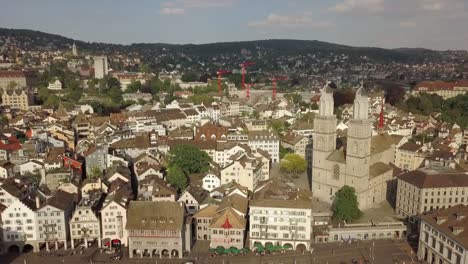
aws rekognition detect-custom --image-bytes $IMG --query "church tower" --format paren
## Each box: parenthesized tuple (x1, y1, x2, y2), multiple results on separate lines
(72, 42, 78, 56)
(312, 83, 337, 201)
(345, 86, 372, 206)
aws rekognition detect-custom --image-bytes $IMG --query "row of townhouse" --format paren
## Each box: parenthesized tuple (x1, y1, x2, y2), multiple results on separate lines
(0, 160, 134, 254)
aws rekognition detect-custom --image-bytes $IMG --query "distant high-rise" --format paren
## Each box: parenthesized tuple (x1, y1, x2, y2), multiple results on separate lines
(72, 42, 77, 56)
(94, 56, 108, 79)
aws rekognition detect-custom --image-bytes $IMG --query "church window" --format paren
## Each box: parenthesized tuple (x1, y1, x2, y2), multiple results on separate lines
(333, 165, 340, 180)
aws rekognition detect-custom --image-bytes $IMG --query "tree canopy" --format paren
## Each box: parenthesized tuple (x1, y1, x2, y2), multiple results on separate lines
(280, 153, 307, 176)
(168, 144, 211, 175)
(332, 185, 362, 222)
(399, 93, 468, 128)
(166, 165, 188, 190)
(181, 72, 199, 82)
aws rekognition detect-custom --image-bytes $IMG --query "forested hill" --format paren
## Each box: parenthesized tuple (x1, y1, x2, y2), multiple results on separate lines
(0, 27, 451, 64)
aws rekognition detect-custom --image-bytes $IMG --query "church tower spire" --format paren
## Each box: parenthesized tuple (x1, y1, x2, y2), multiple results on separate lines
(319, 82, 335, 117)
(312, 82, 338, 200)
(353, 85, 369, 120)
(345, 85, 372, 207)
(72, 42, 78, 56)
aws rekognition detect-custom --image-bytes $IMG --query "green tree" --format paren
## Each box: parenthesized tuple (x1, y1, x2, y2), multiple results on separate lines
(189, 94, 214, 105)
(229, 247, 240, 255)
(280, 153, 307, 176)
(88, 166, 102, 179)
(269, 120, 286, 135)
(65, 89, 83, 102)
(279, 145, 292, 159)
(168, 144, 211, 175)
(7, 81, 19, 90)
(139, 63, 151, 73)
(419, 96, 433, 115)
(166, 166, 188, 190)
(44, 95, 60, 107)
(284, 93, 303, 105)
(216, 246, 226, 254)
(125, 80, 142, 93)
(332, 185, 362, 222)
(0, 115, 8, 128)
(181, 72, 199, 82)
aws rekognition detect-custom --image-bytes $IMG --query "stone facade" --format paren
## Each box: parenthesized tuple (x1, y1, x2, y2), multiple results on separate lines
(312, 85, 402, 210)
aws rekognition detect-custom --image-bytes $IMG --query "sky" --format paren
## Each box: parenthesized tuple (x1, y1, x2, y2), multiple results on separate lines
(1, 0, 468, 50)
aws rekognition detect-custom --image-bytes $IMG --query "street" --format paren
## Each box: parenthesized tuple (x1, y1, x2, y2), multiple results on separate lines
(0, 239, 420, 264)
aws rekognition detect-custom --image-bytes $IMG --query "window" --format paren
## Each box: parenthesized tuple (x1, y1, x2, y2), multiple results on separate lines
(333, 165, 340, 180)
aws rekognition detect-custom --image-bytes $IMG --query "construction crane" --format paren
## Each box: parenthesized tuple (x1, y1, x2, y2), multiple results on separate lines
(270, 76, 288, 101)
(245, 83, 254, 99)
(241, 62, 255, 90)
(216, 70, 231, 96)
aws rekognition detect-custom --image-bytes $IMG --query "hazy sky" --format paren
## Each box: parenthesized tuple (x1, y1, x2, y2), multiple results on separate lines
(1, 0, 468, 50)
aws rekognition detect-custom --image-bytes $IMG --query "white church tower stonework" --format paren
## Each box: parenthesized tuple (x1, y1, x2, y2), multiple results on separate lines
(312, 85, 405, 210)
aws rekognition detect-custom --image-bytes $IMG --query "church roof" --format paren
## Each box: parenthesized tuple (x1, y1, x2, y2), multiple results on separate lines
(369, 162, 393, 179)
(371, 134, 403, 155)
(327, 148, 346, 164)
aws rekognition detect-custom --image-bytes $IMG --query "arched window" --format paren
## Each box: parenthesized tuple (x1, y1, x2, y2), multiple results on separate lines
(333, 165, 340, 180)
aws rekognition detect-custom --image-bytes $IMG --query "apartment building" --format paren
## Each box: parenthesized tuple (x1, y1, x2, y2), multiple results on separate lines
(94, 56, 109, 79)
(209, 208, 246, 249)
(249, 180, 312, 251)
(1, 197, 40, 252)
(247, 131, 280, 163)
(101, 194, 129, 247)
(69, 204, 102, 248)
(127, 201, 186, 258)
(0, 71, 27, 89)
(220, 152, 264, 191)
(36, 191, 75, 251)
(193, 193, 248, 248)
(396, 168, 468, 219)
(413, 81, 468, 100)
(1, 89, 33, 111)
(281, 133, 310, 158)
(395, 142, 426, 171)
(418, 205, 468, 264)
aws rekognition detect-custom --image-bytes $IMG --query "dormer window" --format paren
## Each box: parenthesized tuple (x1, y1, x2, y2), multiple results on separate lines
(456, 213, 466, 221)
(452, 226, 464, 236)
(436, 216, 448, 224)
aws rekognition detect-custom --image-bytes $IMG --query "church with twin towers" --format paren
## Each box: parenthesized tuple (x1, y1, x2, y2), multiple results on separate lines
(312, 83, 405, 210)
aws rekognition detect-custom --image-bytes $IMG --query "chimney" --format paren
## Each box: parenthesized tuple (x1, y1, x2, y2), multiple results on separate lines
(35, 196, 40, 208)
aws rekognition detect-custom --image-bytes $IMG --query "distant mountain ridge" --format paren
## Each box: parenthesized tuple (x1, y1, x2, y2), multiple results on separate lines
(0, 27, 461, 65)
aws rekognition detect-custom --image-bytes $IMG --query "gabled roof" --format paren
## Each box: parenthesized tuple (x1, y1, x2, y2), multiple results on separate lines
(217, 193, 248, 215)
(209, 208, 246, 230)
(193, 204, 219, 218)
(282, 133, 306, 145)
(182, 185, 208, 203)
(40, 190, 75, 211)
(126, 201, 185, 231)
